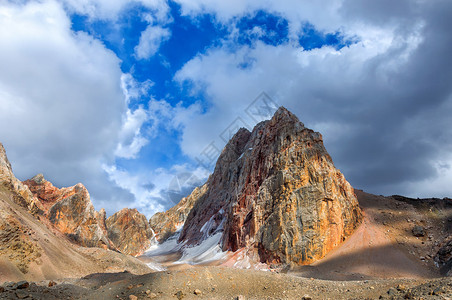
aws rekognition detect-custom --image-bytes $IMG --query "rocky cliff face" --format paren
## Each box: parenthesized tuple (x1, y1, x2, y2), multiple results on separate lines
(23, 174, 115, 249)
(150, 184, 208, 242)
(106, 208, 155, 256)
(0, 143, 43, 215)
(177, 107, 362, 265)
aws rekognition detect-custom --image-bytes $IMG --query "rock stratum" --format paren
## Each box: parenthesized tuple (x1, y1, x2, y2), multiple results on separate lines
(174, 107, 362, 265)
(106, 208, 155, 256)
(23, 174, 115, 250)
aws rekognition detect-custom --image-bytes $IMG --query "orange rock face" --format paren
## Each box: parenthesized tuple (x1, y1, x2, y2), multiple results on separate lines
(177, 107, 362, 265)
(23, 174, 115, 249)
(106, 208, 155, 256)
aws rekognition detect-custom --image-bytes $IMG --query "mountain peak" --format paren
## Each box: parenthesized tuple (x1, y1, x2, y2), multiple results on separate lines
(271, 106, 303, 127)
(31, 173, 46, 184)
(175, 107, 361, 266)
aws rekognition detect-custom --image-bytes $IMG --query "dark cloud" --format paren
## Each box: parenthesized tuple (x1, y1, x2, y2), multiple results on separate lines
(176, 0, 452, 198)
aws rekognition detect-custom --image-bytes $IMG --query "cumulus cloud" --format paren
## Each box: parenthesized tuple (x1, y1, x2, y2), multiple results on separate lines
(135, 25, 171, 59)
(103, 161, 209, 217)
(121, 73, 154, 104)
(174, 0, 452, 198)
(0, 0, 135, 212)
(115, 107, 149, 159)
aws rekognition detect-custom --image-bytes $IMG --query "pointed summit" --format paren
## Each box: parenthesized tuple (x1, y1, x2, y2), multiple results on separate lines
(171, 106, 361, 266)
(271, 106, 302, 125)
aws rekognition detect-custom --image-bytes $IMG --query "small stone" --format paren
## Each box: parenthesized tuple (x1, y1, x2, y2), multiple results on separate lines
(388, 287, 397, 296)
(0, 287, 4, 293)
(48, 280, 57, 287)
(13, 281, 29, 290)
(412, 225, 425, 237)
(404, 290, 413, 299)
(397, 284, 406, 292)
(129, 295, 138, 300)
(145, 290, 151, 295)
(15, 290, 30, 299)
(175, 291, 184, 300)
(148, 292, 157, 299)
(127, 284, 134, 290)
(194, 289, 202, 295)
(433, 286, 445, 295)
(235, 296, 245, 300)
(302, 296, 312, 300)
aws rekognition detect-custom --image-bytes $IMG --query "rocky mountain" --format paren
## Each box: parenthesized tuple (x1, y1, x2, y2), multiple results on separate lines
(173, 107, 362, 265)
(0, 143, 150, 282)
(150, 184, 208, 242)
(106, 208, 155, 256)
(23, 174, 115, 250)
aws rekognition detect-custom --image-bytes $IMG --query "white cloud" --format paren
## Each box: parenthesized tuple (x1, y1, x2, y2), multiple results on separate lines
(62, 0, 170, 22)
(135, 25, 171, 59)
(0, 0, 133, 211)
(174, 0, 343, 36)
(115, 107, 149, 159)
(121, 73, 154, 104)
(103, 162, 209, 217)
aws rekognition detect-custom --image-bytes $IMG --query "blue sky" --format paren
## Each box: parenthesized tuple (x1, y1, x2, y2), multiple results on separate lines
(1, 0, 452, 218)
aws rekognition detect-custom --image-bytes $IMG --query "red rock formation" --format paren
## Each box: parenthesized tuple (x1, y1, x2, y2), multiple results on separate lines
(177, 107, 362, 265)
(23, 174, 115, 249)
(106, 208, 155, 256)
(149, 184, 208, 242)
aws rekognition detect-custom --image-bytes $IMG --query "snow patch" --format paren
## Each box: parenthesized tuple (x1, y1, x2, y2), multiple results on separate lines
(146, 260, 167, 272)
(176, 232, 227, 265)
(231, 249, 270, 271)
(144, 232, 183, 256)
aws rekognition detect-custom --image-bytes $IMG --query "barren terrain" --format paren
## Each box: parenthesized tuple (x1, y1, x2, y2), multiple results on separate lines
(2, 190, 452, 299)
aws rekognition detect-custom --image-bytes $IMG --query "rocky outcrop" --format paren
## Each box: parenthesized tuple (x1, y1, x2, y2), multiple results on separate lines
(177, 107, 362, 265)
(23, 174, 115, 249)
(435, 238, 452, 276)
(106, 208, 155, 256)
(150, 184, 208, 242)
(0, 143, 43, 215)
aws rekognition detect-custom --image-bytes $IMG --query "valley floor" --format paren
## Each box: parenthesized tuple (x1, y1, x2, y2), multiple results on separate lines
(1, 266, 452, 299)
(2, 190, 452, 299)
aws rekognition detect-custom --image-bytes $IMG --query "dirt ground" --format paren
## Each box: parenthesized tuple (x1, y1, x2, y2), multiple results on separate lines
(1, 266, 452, 299)
(292, 190, 450, 281)
(2, 190, 452, 299)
